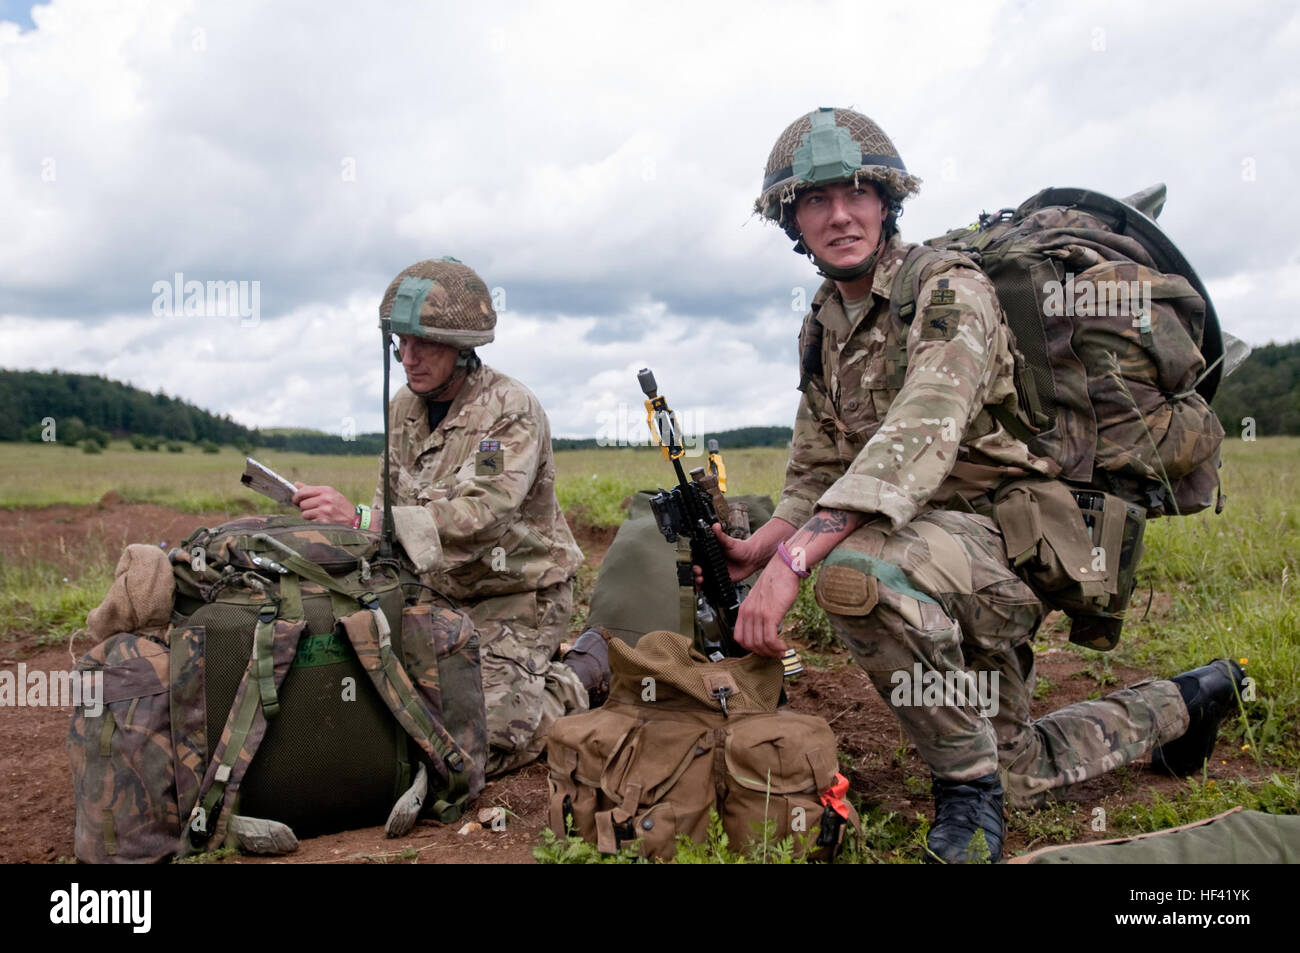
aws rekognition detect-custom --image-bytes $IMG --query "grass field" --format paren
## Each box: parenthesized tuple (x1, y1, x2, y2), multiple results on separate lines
(2, 435, 1297, 860)
(0, 441, 793, 520)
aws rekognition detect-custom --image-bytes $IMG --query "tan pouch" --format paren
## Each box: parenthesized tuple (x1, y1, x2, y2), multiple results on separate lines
(723, 711, 858, 859)
(545, 703, 644, 845)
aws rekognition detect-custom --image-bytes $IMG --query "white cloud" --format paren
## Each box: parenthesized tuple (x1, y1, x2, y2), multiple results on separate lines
(1, 0, 1296, 439)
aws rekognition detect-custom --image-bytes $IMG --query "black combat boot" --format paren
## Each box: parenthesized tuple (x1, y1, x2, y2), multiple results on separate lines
(1151, 658, 1246, 777)
(562, 627, 613, 709)
(927, 772, 1005, 864)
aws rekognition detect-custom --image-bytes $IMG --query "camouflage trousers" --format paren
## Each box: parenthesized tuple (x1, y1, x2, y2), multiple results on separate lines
(815, 510, 1188, 809)
(464, 581, 588, 777)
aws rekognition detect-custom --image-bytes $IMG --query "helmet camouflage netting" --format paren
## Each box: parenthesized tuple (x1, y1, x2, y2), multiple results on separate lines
(379, 256, 496, 348)
(755, 107, 922, 230)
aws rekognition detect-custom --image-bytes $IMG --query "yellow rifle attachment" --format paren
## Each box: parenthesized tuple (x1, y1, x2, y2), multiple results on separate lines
(643, 395, 686, 462)
(706, 438, 727, 492)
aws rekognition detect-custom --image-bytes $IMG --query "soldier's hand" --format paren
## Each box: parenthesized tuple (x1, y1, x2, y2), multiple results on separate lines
(692, 523, 766, 587)
(733, 559, 799, 657)
(292, 483, 355, 524)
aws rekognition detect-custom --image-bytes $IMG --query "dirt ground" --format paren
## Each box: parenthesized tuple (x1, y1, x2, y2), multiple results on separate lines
(0, 500, 1263, 864)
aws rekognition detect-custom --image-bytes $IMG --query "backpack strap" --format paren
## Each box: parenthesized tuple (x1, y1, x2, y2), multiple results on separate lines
(889, 245, 969, 325)
(337, 603, 475, 822)
(187, 610, 307, 851)
(797, 287, 830, 393)
(890, 246, 1044, 442)
(240, 532, 477, 819)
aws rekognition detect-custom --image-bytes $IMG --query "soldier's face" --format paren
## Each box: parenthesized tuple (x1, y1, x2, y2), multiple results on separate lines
(396, 335, 459, 394)
(793, 182, 889, 267)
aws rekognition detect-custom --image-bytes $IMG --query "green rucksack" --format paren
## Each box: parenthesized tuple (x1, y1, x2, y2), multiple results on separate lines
(913, 184, 1227, 517)
(69, 515, 487, 862)
(586, 491, 775, 648)
(874, 185, 1229, 648)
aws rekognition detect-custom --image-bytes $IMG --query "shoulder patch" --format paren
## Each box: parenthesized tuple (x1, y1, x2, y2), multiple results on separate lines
(929, 288, 956, 305)
(475, 447, 505, 475)
(919, 307, 961, 341)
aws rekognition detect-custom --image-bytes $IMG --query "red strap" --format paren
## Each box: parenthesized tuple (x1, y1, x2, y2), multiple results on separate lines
(819, 771, 851, 820)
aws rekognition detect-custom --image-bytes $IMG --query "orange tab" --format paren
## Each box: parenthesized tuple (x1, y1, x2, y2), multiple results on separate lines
(819, 771, 851, 819)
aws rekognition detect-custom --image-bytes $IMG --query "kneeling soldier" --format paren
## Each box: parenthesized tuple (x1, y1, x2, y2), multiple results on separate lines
(716, 108, 1244, 862)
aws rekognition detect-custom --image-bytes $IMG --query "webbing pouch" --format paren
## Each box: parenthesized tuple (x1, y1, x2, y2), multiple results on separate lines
(69, 633, 178, 864)
(398, 602, 487, 814)
(1066, 494, 1147, 651)
(992, 478, 1110, 615)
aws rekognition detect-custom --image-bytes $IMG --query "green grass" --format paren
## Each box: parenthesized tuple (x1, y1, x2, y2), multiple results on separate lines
(0, 441, 788, 522)
(0, 440, 380, 513)
(1112, 772, 1300, 835)
(0, 558, 114, 644)
(1068, 437, 1300, 768)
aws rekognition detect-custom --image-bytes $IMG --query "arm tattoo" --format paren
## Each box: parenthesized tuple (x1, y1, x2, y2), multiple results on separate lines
(787, 508, 856, 550)
(805, 510, 849, 535)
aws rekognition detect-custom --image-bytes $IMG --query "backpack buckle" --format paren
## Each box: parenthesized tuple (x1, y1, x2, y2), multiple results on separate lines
(703, 672, 738, 717)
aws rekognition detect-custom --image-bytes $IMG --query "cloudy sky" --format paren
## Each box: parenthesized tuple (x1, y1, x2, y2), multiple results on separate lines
(1, 0, 1295, 439)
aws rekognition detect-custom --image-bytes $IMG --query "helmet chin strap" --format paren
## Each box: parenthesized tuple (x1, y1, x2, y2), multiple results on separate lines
(419, 349, 480, 402)
(800, 235, 887, 282)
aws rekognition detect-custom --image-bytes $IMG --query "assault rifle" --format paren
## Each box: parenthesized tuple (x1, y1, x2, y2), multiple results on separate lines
(637, 368, 746, 660)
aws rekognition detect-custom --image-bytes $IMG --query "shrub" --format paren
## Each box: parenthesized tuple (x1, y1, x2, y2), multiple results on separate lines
(84, 426, 110, 449)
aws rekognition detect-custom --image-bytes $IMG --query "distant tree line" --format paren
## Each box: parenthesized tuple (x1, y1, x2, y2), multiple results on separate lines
(552, 424, 794, 452)
(1, 370, 258, 445)
(1210, 341, 1300, 437)
(261, 432, 386, 455)
(8, 340, 1289, 460)
(0, 370, 384, 455)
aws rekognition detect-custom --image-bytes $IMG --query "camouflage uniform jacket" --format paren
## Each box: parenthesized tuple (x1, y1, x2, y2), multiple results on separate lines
(773, 234, 1058, 532)
(374, 363, 583, 602)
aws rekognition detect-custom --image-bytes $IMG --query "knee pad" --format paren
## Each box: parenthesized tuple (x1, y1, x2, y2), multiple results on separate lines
(814, 562, 879, 616)
(815, 543, 948, 635)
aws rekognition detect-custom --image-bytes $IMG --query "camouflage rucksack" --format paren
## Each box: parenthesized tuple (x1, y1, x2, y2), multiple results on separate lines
(69, 515, 487, 863)
(878, 185, 1227, 648)
(546, 630, 858, 861)
(917, 184, 1226, 516)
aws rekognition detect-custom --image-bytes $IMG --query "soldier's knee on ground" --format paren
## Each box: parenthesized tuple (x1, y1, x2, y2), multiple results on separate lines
(481, 650, 588, 777)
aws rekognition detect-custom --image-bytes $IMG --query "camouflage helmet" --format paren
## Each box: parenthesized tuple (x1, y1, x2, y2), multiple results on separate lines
(378, 256, 495, 347)
(755, 107, 921, 235)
